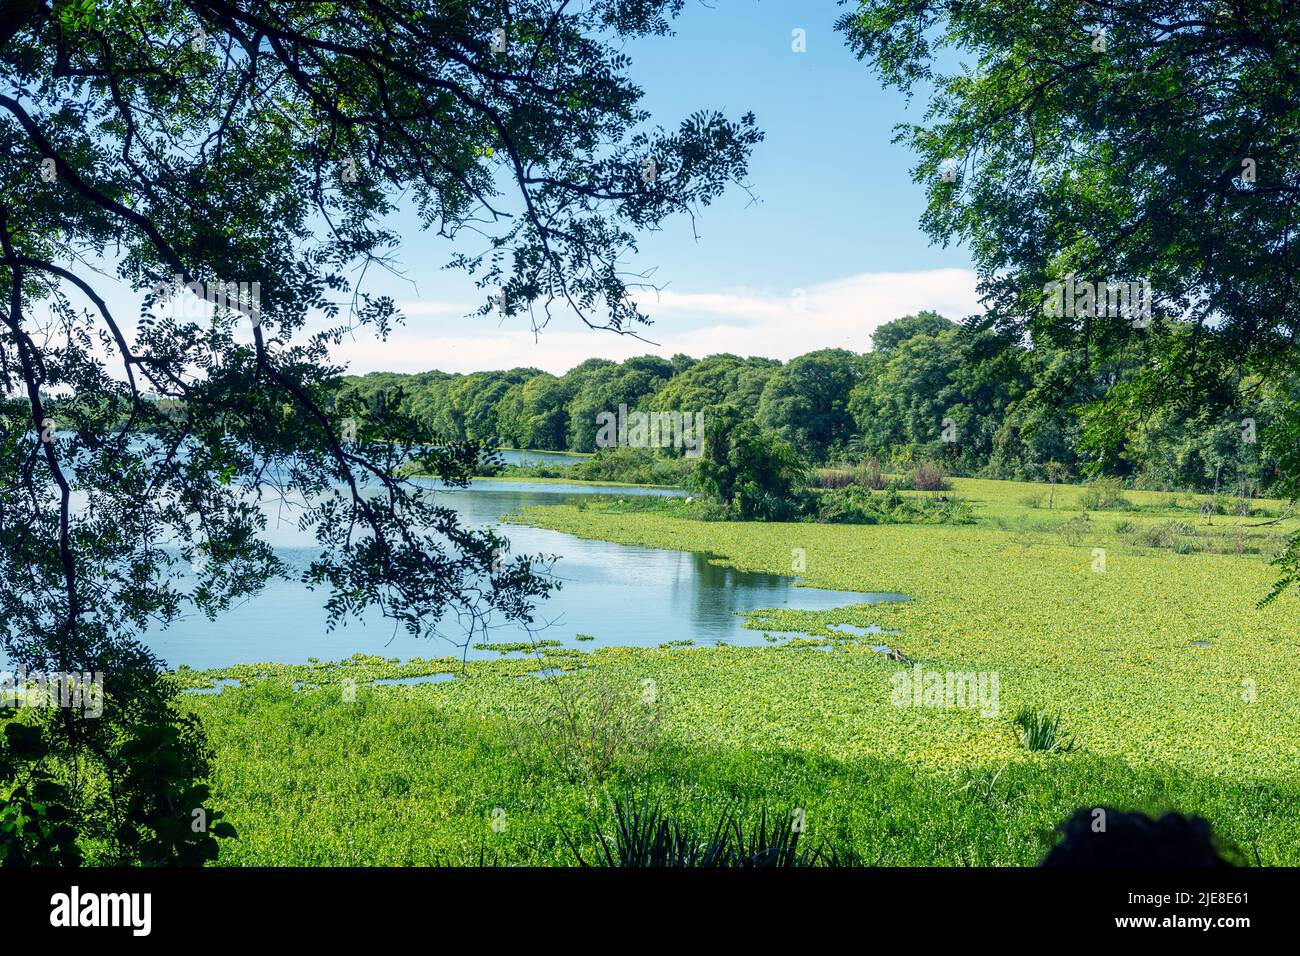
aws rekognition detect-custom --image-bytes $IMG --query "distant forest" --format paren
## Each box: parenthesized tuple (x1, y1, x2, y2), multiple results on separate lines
(337, 312, 1292, 496)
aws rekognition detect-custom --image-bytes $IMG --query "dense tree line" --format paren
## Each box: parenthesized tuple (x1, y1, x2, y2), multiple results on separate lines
(839, 0, 1300, 593)
(338, 311, 1290, 497)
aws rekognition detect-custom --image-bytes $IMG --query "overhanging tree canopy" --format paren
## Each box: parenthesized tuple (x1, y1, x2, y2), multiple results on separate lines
(838, 0, 1300, 597)
(0, 0, 759, 862)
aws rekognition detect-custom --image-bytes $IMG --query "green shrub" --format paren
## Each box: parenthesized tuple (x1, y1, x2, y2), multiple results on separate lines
(492, 447, 696, 486)
(1057, 513, 1092, 546)
(1129, 520, 1198, 552)
(1079, 479, 1131, 510)
(685, 497, 736, 522)
(506, 673, 664, 787)
(692, 407, 809, 521)
(908, 459, 951, 491)
(812, 458, 886, 490)
(812, 485, 972, 525)
(813, 485, 884, 525)
(570, 448, 695, 486)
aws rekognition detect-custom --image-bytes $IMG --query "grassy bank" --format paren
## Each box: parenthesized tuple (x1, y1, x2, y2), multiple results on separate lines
(184, 477, 1299, 865)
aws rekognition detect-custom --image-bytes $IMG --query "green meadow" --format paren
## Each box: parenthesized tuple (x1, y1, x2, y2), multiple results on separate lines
(184, 478, 1300, 865)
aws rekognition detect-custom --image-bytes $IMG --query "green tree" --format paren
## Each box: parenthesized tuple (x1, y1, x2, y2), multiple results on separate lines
(693, 406, 807, 520)
(756, 348, 862, 461)
(649, 353, 779, 424)
(870, 310, 955, 354)
(0, 0, 759, 860)
(496, 373, 573, 450)
(840, 0, 1300, 596)
(446, 369, 537, 443)
(851, 329, 964, 456)
(565, 356, 675, 451)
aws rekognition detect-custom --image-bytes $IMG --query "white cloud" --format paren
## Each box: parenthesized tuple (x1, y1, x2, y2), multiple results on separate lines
(391, 300, 471, 317)
(333, 268, 982, 375)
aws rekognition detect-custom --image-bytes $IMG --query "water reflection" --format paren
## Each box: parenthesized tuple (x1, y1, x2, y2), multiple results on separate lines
(141, 481, 902, 669)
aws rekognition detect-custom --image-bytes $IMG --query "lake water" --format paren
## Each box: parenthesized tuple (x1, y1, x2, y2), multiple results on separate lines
(139, 478, 901, 669)
(495, 448, 590, 467)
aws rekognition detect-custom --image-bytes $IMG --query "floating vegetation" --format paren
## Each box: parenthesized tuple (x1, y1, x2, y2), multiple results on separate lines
(515, 489, 1297, 785)
(782, 636, 831, 650)
(175, 476, 1300, 865)
(170, 651, 566, 691)
(472, 640, 564, 655)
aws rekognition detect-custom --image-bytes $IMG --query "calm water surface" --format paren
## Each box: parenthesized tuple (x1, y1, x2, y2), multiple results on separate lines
(139, 474, 902, 669)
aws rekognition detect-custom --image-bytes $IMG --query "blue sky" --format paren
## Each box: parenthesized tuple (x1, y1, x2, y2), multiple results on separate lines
(624, 0, 965, 286)
(338, 0, 982, 374)
(77, 1, 981, 378)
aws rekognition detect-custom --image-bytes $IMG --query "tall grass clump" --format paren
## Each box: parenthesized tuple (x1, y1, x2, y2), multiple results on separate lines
(565, 796, 863, 867)
(811, 458, 886, 490)
(1014, 708, 1077, 754)
(1056, 512, 1092, 547)
(908, 459, 951, 491)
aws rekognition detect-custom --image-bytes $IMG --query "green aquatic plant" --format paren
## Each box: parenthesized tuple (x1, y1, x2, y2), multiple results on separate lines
(1014, 709, 1077, 754)
(473, 640, 564, 655)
